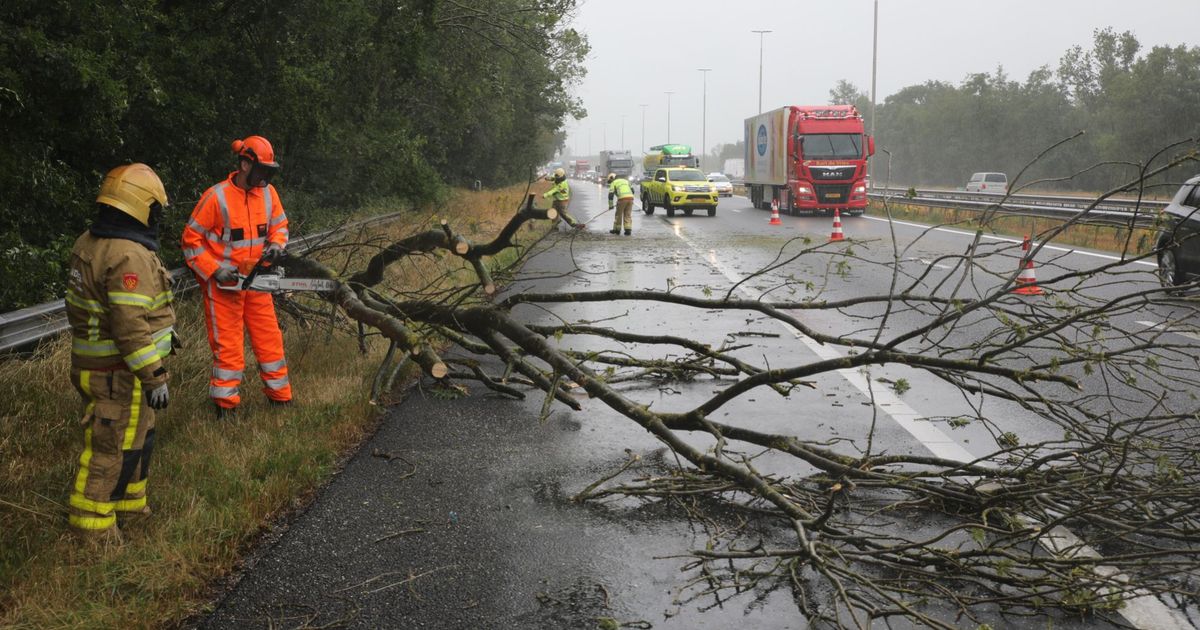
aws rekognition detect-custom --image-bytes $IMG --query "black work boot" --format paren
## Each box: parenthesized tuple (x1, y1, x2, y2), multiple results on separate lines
(609, 228, 620, 235)
(214, 404, 238, 420)
(624, 229, 632, 236)
(269, 399, 292, 407)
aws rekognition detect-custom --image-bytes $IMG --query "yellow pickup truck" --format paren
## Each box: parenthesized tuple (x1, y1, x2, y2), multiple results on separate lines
(640, 167, 720, 217)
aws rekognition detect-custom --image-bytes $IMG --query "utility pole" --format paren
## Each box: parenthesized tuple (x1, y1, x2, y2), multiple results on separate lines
(752, 30, 772, 114)
(664, 91, 675, 143)
(697, 68, 711, 171)
(869, 0, 879, 186)
(602, 122, 607, 152)
(620, 115, 626, 149)
(638, 104, 648, 154)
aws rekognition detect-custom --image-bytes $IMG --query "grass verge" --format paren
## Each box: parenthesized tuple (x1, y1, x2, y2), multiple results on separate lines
(869, 198, 1160, 256)
(0, 182, 549, 629)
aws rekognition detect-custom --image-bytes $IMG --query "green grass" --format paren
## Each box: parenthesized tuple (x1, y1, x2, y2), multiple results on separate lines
(0, 184, 549, 629)
(870, 199, 1159, 256)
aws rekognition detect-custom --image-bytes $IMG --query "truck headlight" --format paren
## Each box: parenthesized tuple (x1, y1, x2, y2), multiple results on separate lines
(854, 185, 866, 193)
(672, 185, 685, 192)
(796, 186, 812, 194)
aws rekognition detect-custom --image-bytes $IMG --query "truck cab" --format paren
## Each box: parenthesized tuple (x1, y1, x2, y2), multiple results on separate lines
(640, 167, 719, 217)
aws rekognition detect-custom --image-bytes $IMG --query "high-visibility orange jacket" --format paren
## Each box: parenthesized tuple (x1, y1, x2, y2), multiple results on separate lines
(182, 173, 289, 279)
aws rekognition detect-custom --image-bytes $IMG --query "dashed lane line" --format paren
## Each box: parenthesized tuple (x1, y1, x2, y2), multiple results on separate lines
(638, 201, 1191, 630)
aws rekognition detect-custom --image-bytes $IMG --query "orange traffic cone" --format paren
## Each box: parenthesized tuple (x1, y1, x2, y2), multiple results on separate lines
(829, 208, 845, 241)
(1014, 235, 1043, 295)
(769, 198, 782, 225)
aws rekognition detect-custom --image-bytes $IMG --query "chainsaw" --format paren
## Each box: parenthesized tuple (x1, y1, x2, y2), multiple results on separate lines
(217, 257, 338, 293)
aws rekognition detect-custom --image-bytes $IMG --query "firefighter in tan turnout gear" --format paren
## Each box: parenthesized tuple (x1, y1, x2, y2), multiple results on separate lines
(64, 163, 176, 542)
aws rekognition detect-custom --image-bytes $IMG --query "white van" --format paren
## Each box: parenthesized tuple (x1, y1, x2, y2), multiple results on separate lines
(966, 172, 1008, 193)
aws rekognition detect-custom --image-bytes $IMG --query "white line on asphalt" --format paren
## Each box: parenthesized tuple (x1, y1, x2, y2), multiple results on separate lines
(861, 215, 1157, 267)
(1137, 320, 1200, 342)
(641, 200, 1191, 630)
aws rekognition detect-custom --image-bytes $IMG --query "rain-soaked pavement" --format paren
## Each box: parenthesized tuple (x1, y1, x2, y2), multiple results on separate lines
(197, 184, 1192, 629)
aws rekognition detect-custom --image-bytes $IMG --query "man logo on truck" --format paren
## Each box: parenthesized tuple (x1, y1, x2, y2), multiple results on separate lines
(757, 125, 768, 157)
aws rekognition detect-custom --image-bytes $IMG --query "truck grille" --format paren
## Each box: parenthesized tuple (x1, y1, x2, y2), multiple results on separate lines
(814, 184, 851, 204)
(683, 185, 709, 192)
(810, 166, 857, 180)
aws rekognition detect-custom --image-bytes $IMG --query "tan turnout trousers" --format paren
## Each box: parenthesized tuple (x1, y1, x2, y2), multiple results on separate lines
(68, 367, 156, 531)
(613, 198, 634, 231)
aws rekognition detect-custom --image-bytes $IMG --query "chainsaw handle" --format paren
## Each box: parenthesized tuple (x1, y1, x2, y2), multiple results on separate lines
(240, 256, 272, 291)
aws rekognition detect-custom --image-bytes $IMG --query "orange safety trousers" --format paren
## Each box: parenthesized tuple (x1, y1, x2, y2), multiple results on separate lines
(69, 367, 154, 532)
(200, 279, 291, 409)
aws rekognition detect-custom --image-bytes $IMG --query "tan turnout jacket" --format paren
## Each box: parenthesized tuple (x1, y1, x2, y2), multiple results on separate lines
(65, 233, 176, 388)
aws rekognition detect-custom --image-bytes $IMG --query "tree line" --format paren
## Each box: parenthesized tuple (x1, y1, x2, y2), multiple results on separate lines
(0, 0, 587, 311)
(829, 28, 1199, 192)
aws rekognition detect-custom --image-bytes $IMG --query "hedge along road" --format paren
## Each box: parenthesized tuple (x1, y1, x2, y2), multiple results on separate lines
(196, 185, 1193, 629)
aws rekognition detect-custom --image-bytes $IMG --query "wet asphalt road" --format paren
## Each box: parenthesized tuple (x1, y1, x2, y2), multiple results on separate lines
(198, 183, 1197, 629)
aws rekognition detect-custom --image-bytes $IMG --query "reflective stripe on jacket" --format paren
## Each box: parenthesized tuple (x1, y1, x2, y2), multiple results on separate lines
(65, 232, 176, 387)
(542, 180, 570, 202)
(608, 178, 634, 201)
(181, 173, 289, 279)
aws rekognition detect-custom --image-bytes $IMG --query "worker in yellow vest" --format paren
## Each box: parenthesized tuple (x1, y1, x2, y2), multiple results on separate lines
(607, 173, 634, 235)
(543, 168, 582, 229)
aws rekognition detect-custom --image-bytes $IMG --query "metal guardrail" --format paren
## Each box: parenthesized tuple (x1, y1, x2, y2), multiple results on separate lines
(870, 187, 1169, 215)
(0, 212, 404, 355)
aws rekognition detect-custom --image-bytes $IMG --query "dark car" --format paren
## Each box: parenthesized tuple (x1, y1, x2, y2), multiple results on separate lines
(1156, 174, 1200, 291)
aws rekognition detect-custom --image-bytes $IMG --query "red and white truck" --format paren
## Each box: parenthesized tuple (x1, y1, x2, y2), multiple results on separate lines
(573, 159, 591, 178)
(743, 105, 874, 215)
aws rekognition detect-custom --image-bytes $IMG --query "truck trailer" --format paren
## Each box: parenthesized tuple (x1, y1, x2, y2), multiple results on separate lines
(743, 105, 874, 216)
(573, 159, 591, 178)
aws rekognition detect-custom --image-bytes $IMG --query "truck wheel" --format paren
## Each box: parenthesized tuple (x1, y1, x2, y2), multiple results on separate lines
(665, 203, 675, 218)
(708, 207, 716, 217)
(642, 195, 654, 214)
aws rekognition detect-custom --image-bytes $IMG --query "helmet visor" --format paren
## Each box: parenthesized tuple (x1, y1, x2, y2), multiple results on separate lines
(247, 161, 280, 188)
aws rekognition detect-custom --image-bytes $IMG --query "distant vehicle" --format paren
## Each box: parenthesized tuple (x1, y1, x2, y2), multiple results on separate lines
(574, 159, 591, 178)
(600, 150, 635, 179)
(642, 144, 700, 178)
(707, 173, 733, 197)
(640, 167, 719, 218)
(1156, 174, 1200, 291)
(723, 158, 745, 181)
(966, 172, 1008, 193)
(744, 105, 874, 216)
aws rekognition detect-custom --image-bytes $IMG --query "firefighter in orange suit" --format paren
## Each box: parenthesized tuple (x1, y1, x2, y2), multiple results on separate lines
(65, 163, 175, 542)
(182, 136, 291, 418)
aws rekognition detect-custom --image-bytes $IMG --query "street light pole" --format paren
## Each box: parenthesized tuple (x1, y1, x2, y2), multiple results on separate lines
(697, 68, 711, 171)
(752, 30, 772, 114)
(869, 0, 879, 186)
(871, 0, 879, 142)
(602, 122, 607, 152)
(638, 104, 648, 154)
(664, 91, 675, 143)
(620, 115, 626, 149)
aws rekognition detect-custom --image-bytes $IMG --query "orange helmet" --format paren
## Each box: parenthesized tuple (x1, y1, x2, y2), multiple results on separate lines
(232, 135, 279, 167)
(231, 135, 280, 187)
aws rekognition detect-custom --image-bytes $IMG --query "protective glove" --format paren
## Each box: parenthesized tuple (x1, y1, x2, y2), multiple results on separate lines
(263, 242, 285, 263)
(145, 383, 169, 410)
(608, 203, 614, 210)
(212, 267, 238, 285)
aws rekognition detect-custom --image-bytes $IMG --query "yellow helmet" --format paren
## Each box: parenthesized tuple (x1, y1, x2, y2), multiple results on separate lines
(552, 167, 566, 179)
(95, 163, 168, 227)
(607, 173, 616, 183)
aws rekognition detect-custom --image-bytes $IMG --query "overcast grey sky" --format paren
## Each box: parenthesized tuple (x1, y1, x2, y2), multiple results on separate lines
(563, 0, 1198, 159)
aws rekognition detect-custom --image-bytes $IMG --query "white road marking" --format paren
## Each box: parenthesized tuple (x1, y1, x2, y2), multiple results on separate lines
(861, 215, 1158, 267)
(1137, 320, 1200, 342)
(635, 199, 1191, 630)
